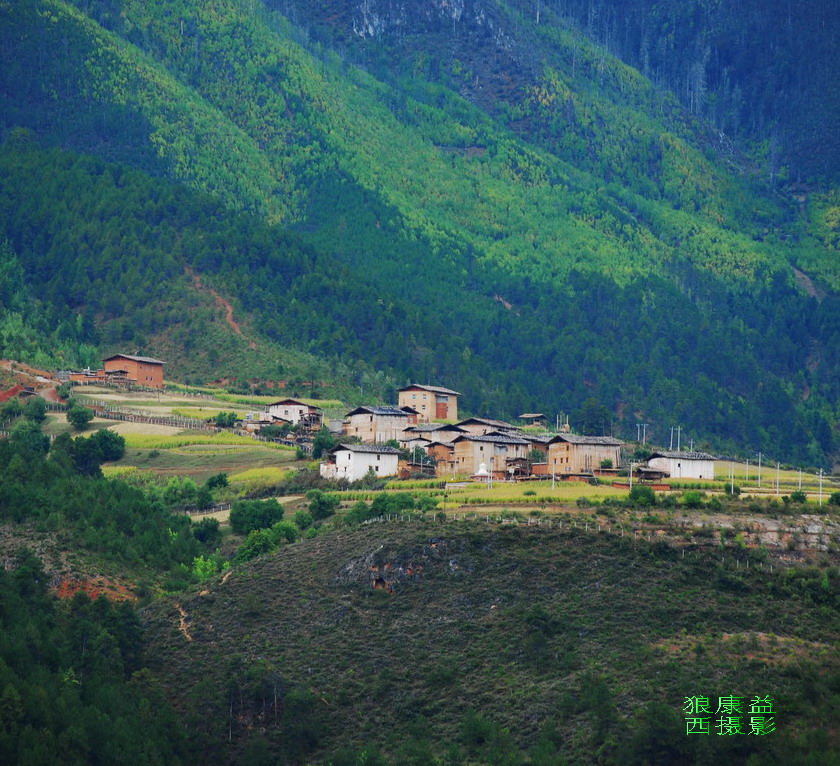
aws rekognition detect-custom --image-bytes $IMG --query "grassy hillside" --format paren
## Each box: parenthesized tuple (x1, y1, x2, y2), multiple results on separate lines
(0, 0, 838, 465)
(143, 521, 840, 764)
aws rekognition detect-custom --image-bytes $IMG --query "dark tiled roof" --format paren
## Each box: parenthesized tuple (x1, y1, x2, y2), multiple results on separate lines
(332, 444, 401, 454)
(406, 423, 466, 433)
(399, 383, 462, 396)
(457, 417, 519, 429)
(649, 451, 716, 460)
(455, 434, 530, 445)
(550, 434, 623, 446)
(103, 354, 165, 364)
(346, 405, 414, 417)
(268, 398, 321, 409)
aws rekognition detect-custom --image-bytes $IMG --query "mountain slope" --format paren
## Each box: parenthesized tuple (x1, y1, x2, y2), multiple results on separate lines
(0, 0, 838, 463)
(142, 522, 840, 764)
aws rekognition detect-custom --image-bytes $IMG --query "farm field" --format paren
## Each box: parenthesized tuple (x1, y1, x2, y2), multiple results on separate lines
(108, 443, 299, 481)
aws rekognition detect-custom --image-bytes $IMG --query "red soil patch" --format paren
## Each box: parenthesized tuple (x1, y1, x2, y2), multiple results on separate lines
(54, 576, 137, 602)
(187, 268, 257, 349)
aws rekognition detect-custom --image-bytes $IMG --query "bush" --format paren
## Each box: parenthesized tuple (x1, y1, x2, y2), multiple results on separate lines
(88, 428, 125, 461)
(23, 396, 47, 422)
(293, 509, 313, 530)
(629, 485, 656, 507)
(192, 518, 221, 547)
(230, 499, 284, 534)
(235, 529, 277, 562)
(212, 411, 238, 428)
(67, 405, 94, 430)
(307, 489, 340, 520)
(270, 520, 299, 544)
(681, 490, 704, 509)
(828, 492, 840, 507)
(790, 490, 807, 503)
(205, 472, 228, 490)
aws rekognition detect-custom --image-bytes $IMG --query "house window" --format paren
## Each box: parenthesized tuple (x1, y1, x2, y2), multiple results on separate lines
(376, 455, 380, 461)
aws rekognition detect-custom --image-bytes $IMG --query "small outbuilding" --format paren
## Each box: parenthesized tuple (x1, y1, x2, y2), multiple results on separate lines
(646, 451, 716, 480)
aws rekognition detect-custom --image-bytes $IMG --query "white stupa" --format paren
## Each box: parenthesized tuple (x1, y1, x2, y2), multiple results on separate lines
(473, 462, 490, 481)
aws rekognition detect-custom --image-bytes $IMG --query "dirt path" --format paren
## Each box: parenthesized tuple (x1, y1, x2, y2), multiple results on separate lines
(187, 268, 257, 349)
(793, 267, 825, 301)
(175, 603, 193, 641)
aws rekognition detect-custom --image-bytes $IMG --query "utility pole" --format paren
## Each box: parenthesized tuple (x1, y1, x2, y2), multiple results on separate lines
(669, 427, 674, 450)
(819, 468, 823, 506)
(745, 459, 749, 485)
(676, 426, 681, 451)
(629, 462, 634, 491)
(636, 423, 641, 442)
(776, 462, 780, 496)
(730, 462, 734, 494)
(757, 452, 762, 489)
(642, 423, 648, 444)
(798, 468, 802, 490)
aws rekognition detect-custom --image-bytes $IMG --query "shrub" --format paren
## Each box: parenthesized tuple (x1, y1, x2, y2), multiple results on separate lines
(523, 489, 537, 496)
(681, 490, 704, 509)
(600, 458, 613, 469)
(205, 472, 229, 490)
(230, 499, 284, 534)
(66, 405, 94, 430)
(212, 411, 238, 428)
(827, 492, 840, 507)
(293, 510, 313, 530)
(344, 500, 375, 525)
(235, 529, 277, 562)
(23, 396, 47, 422)
(88, 428, 125, 461)
(192, 517, 221, 547)
(270, 520, 299, 544)
(307, 489, 340, 520)
(629, 485, 656, 507)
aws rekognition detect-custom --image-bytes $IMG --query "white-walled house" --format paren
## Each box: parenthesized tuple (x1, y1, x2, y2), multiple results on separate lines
(266, 398, 322, 430)
(319, 444, 400, 481)
(646, 451, 716, 479)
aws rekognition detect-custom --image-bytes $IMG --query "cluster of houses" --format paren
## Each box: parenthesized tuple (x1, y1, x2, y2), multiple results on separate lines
(319, 383, 716, 483)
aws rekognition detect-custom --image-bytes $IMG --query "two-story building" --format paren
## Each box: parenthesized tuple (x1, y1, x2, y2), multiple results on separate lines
(455, 417, 520, 437)
(319, 444, 400, 481)
(398, 384, 461, 423)
(451, 433, 530, 477)
(266, 398, 323, 431)
(343, 405, 419, 444)
(547, 434, 623, 474)
(400, 423, 466, 446)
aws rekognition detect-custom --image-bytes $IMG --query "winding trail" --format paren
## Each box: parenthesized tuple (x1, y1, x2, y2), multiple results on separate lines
(187, 268, 257, 349)
(175, 603, 193, 642)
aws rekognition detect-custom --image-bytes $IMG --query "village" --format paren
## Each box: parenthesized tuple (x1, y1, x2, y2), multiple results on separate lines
(8, 352, 825, 508)
(43, 355, 741, 487)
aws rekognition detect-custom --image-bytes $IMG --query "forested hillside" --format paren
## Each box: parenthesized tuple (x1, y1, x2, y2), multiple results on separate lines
(0, 0, 838, 465)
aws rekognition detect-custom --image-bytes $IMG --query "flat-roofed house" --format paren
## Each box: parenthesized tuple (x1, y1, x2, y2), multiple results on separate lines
(547, 434, 623, 474)
(455, 417, 520, 437)
(646, 451, 716, 479)
(451, 433, 530, 477)
(343, 405, 419, 444)
(319, 444, 400, 481)
(266, 398, 323, 431)
(398, 384, 461, 423)
(103, 354, 165, 388)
